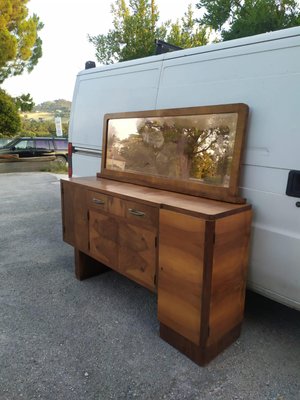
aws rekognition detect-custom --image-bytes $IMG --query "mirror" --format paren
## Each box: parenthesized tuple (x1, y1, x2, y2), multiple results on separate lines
(99, 104, 249, 203)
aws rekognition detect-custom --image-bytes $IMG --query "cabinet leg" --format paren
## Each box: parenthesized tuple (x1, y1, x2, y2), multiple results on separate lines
(74, 248, 110, 280)
(159, 322, 242, 366)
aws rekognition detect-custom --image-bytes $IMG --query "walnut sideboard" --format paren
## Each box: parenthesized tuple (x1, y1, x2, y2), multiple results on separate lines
(61, 176, 252, 365)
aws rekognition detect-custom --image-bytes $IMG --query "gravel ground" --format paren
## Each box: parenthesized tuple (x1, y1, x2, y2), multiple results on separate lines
(0, 172, 299, 400)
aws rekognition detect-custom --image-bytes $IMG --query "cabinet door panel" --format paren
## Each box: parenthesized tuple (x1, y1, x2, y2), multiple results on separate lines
(118, 222, 157, 291)
(208, 210, 252, 346)
(89, 210, 118, 269)
(158, 209, 205, 345)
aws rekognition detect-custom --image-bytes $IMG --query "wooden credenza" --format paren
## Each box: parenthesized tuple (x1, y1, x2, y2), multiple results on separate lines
(61, 176, 252, 365)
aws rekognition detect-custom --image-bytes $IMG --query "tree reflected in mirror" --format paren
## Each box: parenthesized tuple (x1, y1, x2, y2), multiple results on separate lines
(106, 113, 238, 187)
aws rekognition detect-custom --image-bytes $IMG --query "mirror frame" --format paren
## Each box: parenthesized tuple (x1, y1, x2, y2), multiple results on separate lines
(98, 103, 249, 203)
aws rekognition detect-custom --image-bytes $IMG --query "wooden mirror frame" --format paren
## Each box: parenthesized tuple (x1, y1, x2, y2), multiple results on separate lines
(98, 103, 249, 203)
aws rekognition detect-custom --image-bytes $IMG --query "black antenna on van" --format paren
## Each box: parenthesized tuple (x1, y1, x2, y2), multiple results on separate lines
(155, 40, 182, 55)
(85, 61, 96, 69)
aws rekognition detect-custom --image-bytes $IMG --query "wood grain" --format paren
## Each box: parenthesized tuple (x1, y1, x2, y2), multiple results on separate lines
(65, 177, 251, 219)
(158, 209, 205, 344)
(118, 222, 157, 291)
(99, 103, 249, 203)
(61, 181, 89, 253)
(207, 210, 252, 346)
(89, 210, 118, 269)
(61, 177, 252, 365)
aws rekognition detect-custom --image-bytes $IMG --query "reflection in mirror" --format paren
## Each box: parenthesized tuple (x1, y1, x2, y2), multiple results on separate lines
(106, 113, 238, 187)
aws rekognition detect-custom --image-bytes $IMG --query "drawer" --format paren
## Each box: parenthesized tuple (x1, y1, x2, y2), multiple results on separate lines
(123, 199, 159, 228)
(87, 191, 109, 212)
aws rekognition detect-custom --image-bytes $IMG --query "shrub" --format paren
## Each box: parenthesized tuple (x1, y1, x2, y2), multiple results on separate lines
(0, 90, 21, 135)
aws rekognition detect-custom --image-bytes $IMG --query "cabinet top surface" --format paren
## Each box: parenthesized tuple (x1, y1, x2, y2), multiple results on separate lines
(63, 177, 251, 219)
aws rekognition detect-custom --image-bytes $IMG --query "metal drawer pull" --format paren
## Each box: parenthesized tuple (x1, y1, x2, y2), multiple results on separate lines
(92, 198, 105, 205)
(128, 208, 145, 217)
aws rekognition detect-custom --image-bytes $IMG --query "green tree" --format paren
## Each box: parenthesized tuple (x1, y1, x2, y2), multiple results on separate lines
(14, 93, 35, 112)
(196, 0, 300, 41)
(0, 89, 21, 136)
(0, 0, 43, 83)
(109, 117, 232, 183)
(20, 117, 69, 136)
(89, 0, 209, 64)
(167, 5, 209, 48)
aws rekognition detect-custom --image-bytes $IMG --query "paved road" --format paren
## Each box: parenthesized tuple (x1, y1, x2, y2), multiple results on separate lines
(0, 172, 299, 400)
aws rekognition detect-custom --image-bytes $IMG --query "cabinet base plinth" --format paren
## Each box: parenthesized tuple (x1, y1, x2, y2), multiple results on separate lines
(75, 249, 110, 280)
(159, 323, 242, 366)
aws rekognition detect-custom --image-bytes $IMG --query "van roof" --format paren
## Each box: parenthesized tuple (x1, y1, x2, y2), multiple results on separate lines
(78, 26, 300, 76)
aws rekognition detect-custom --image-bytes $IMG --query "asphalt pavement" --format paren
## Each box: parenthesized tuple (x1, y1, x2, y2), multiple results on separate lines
(0, 172, 299, 400)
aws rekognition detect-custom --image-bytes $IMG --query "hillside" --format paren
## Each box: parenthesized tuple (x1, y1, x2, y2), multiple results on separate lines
(21, 99, 71, 123)
(33, 99, 72, 115)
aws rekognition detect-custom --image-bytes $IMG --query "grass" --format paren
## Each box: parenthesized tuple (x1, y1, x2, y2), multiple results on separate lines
(40, 162, 68, 174)
(21, 111, 69, 123)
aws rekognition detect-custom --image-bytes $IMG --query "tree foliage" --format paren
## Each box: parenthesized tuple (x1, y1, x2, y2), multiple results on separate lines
(0, 89, 21, 136)
(108, 117, 233, 184)
(167, 5, 209, 49)
(20, 117, 69, 136)
(196, 0, 300, 40)
(0, 0, 43, 83)
(88, 0, 209, 64)
(14, 93, 34, 112)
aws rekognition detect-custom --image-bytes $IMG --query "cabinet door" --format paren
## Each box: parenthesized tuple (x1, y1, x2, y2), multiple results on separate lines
(118, 222, 157, 291)
(158, 209, 205, 345)
(61, 181, 89, 253)
(89, 209, 118, 269)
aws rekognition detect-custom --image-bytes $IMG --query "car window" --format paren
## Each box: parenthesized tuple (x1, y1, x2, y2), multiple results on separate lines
(54, 139, 68, 149)
(35, 139, 50, 150)
(14, 140, 35, 150)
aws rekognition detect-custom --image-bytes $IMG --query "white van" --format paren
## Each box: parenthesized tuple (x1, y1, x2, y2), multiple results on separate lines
(68, 27, 300, 310)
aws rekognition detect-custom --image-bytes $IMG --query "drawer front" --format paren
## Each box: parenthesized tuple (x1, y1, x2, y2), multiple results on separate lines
(87, 191, 109, 212)
(123, 199, 159, 228)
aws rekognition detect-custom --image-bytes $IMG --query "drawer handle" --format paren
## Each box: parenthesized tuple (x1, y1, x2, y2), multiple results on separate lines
(92, 198, 105, 205)
(128, 208, 145, 217)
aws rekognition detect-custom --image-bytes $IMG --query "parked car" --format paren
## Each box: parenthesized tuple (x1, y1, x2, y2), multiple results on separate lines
(0, 137, 68, 163)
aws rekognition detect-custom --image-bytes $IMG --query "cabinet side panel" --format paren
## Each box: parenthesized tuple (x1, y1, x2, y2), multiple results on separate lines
(61, 181, 75, 246)
(208, 209, 252, 346)
(61, 181, 89, 253)
(158, 209, 205, 345)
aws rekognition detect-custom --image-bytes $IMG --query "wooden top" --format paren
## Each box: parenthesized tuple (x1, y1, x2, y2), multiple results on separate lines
(64, 177, 251, 219)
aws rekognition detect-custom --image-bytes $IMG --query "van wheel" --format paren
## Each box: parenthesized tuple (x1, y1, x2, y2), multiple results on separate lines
(55, 156, 67, 165)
